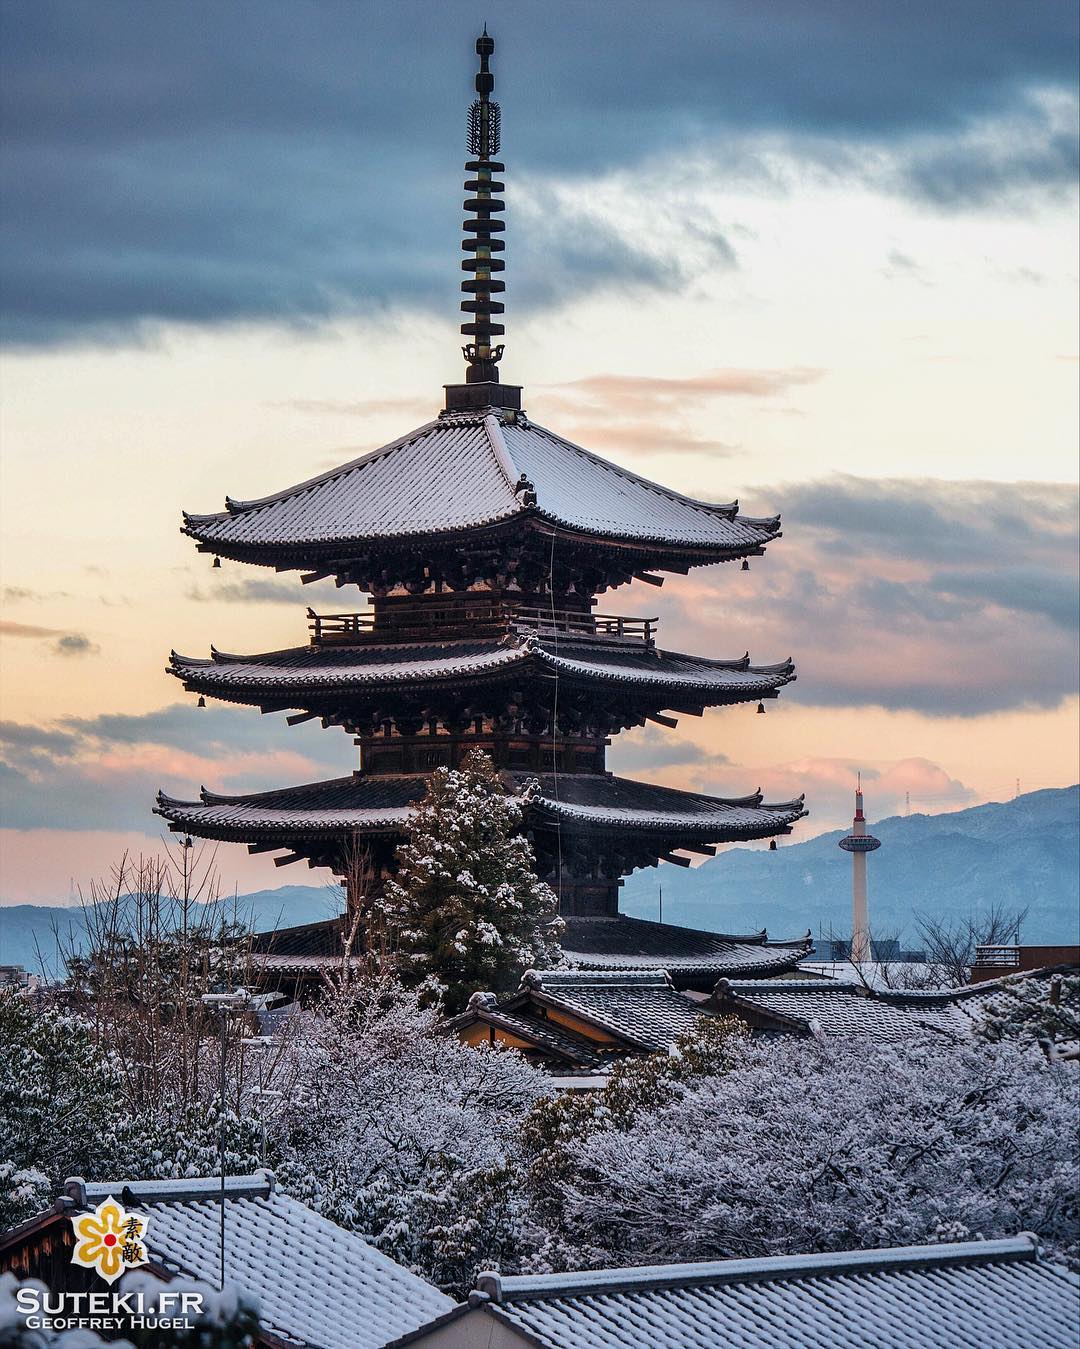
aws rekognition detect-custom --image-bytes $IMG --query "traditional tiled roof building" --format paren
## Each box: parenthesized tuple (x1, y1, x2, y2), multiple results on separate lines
(1, 1173, 452, 1349)
(156, 32, 807, 970)
(445, 969, 714, 1075)
(388, 1237, 1080, 1349)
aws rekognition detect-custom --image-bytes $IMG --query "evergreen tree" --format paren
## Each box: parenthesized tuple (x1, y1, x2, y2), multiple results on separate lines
(376, 750, 563, 1012)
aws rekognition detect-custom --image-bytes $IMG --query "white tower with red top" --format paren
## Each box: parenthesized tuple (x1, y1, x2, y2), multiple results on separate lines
(838, 775, 881, 963)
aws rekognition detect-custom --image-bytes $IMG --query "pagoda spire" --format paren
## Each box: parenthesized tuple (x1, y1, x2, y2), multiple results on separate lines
(446, 29, 521, 412)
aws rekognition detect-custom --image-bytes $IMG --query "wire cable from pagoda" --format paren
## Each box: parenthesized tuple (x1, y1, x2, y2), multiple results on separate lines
(547, 518, 563, 906)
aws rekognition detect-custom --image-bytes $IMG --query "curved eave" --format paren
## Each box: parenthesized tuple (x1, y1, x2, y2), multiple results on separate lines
(153, 779, 421, 841)
(181, 514, 779, 572)
(522, 776, 808, 841)
(165, 641, 796, 711)
(563, 947, 814, 979)
(154, 775, 806, 848)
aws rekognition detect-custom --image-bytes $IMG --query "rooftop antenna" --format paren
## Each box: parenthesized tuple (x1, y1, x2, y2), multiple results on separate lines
(446, 29, 521, 412)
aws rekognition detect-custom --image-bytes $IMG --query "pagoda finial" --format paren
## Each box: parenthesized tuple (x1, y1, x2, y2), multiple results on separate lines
(461, 28, 506, 384)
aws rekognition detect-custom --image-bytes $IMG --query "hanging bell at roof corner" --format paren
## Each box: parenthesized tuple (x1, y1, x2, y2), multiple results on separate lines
(212, 556, 222, 568)
(197, 696, 206, 708)
(741, 559, 750, 571)
(769, 839, 778, 851)
(756, 702, 766, 715)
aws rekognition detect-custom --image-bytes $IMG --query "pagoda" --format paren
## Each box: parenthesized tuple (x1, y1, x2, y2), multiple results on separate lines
(156, 32, 810, 987)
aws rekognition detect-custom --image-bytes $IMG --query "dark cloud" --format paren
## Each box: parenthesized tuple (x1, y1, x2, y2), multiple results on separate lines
(0, 703, 356, 831)
(655, 476, 1078, 717)
(609, 728, 726, 774)
(779, 475, 1076, 567)
(52, 633, 98, 657)
(927, 565, 1079, 633)
(60, 703, 340, 762)
(0, 721, 78, 758)
(1, 0, 1074, 346)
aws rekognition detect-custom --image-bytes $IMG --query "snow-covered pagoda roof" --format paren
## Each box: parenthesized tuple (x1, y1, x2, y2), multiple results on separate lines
(6, 1172, 452, 1349)
(155, 773, 806, 843)
(181, 409, 780, 568)
(560, 914, 813, 989)
(168, 633, 795, 712)
(523, 775, 807, 838)
(387, 1236, 1078, 1349)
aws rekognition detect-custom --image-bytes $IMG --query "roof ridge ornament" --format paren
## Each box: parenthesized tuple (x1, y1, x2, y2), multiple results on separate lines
(445, 30, 522, 413)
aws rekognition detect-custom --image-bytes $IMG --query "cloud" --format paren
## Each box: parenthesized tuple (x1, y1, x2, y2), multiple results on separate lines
(0, 721, 78, 758)
(530, 365, 821, 458)
(653, 476, 1078, 717)
(554, 368, 825, 407)
(706, 755, 976, 830)
(1, 0, 1074, 346)
(53, 633, 98, 657)
(186, 576, 347, 607)
(0, 620, 99, 654)
(609, 727, 726, 774)
(559, 424, 738, 459)
(1, 619, 62, 638)
(0, 702, 357, 832)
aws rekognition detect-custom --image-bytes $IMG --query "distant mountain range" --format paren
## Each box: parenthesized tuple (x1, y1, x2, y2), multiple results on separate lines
(2, 787, 1076, 978)
(0, 885, 345, 981)
(622, 785, 1079, 945)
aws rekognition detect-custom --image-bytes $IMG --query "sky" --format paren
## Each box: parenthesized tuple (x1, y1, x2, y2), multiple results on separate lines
(0, 0, 1077, 907)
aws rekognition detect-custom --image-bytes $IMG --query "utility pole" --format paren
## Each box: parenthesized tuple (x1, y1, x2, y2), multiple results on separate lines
(201, 988, 283, 1290)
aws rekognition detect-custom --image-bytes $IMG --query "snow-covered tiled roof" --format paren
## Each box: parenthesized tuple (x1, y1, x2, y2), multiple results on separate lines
(155, 774, 427, 837)
(446, 970, 711, 1061)
(456, 1005, 610, 1066)
(526, 970, 709, 1052)
(74, 1173, 452, 1349)
(388, 1236, 1079, 1349)
(182, 410, 779, 560)
(716, 979, 974, 1041)
(156, 773, 806, 845)
(168, 635, 794, 708)
(561, 915, 813, 982)
(524, 774, 807, 838)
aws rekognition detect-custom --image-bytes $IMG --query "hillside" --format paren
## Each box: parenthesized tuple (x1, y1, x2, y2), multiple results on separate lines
(622, 785, 1080, 944)
(0, 884, 344, 981)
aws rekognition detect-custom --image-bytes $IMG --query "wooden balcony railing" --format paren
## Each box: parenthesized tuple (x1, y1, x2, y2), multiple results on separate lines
(512, 608, 656, 644)
(307, 604, 657, 647)
(973, 945, 1021, 968)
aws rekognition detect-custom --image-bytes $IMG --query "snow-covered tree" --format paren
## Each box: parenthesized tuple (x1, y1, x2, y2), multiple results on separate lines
(270, 975, 551, 1293)
(973, 972, 1080, 1059)
(376, 750, 563, 1012)
(0, 1163, 50, 1233)
(523, 1015, 748, 1245)
(0, 991, 261, 1227)
(0, 992, 123, 1208)
(527, 1029, 1079, 1271)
